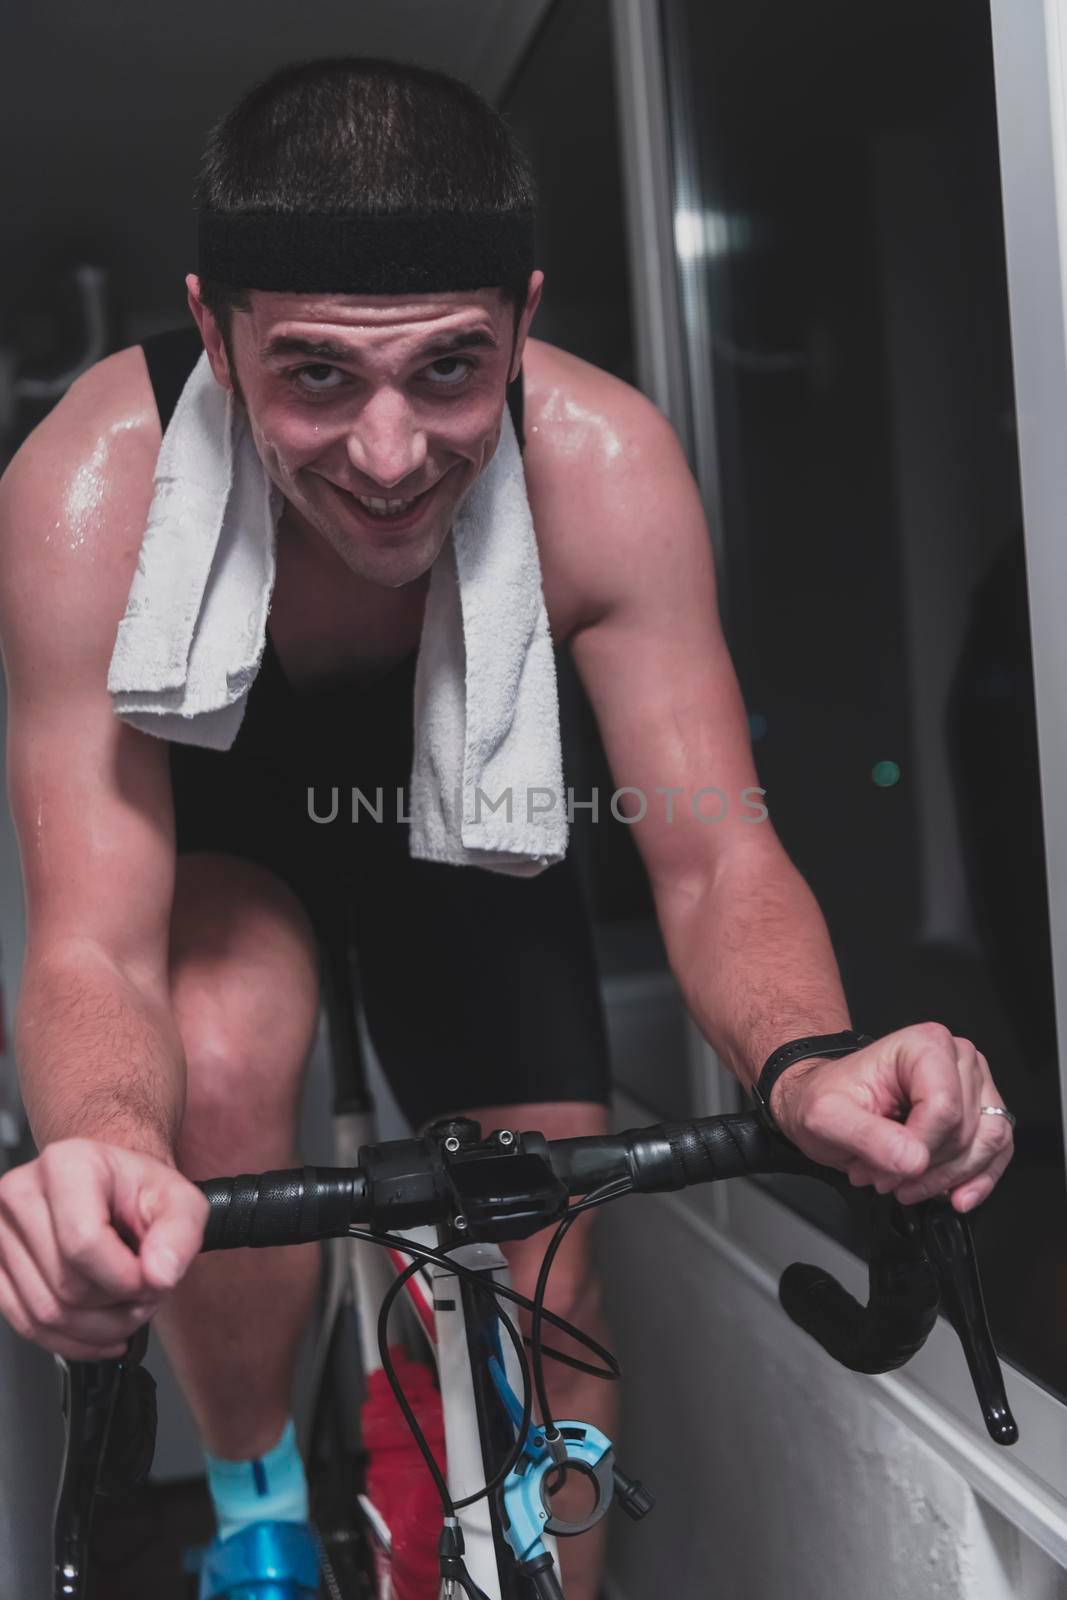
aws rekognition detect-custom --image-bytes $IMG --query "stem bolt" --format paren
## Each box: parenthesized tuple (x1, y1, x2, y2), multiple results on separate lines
(444, 1136, 461, 1153)
(498, 1130, 515, 1147)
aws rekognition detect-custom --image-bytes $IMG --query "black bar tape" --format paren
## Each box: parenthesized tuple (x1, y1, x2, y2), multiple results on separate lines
(197, 1167, 364, 1251)
(778, 1248, 939, 1374)
(627, 1114, 787, 1192)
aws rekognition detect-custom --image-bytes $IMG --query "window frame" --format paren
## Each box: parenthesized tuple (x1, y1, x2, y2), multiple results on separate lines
(989, 0, 1067, 1171)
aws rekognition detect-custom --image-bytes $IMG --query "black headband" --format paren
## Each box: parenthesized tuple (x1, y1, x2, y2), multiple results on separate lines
(197, 208, 536, 295)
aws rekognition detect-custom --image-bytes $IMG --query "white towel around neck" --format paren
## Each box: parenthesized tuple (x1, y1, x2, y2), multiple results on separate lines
(107, 351, 568, 876)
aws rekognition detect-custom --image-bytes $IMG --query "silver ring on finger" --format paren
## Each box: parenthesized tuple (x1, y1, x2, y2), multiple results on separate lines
(979, 1105, 1016, 1129)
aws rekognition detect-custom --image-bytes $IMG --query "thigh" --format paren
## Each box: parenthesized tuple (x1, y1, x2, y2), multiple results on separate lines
(353, 847, 612, 1132)
(168, 850, 324, 1176)
(169, 739, 341, 937)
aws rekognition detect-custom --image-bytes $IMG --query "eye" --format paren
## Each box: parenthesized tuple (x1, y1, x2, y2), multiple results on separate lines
(424, 356, 474, 388)
(294, 364, 346, 392)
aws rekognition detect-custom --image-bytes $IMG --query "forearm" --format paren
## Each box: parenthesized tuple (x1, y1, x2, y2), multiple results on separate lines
(14, 938, 186, 1164)
(654, 842, 852, 1094)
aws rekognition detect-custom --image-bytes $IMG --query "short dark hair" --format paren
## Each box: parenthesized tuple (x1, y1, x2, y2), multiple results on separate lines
(195, 55, 537, 346)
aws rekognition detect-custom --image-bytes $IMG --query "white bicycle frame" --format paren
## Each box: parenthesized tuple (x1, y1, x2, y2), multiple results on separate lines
(322, 1104, 560, 1600)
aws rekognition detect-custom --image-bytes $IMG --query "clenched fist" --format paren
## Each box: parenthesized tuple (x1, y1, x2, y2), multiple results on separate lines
(0, 1139, 209, 1360)
(770, 1022, 1015, 1214)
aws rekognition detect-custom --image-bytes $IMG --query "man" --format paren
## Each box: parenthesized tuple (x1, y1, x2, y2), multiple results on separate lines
(0, 56, 1013, 1600)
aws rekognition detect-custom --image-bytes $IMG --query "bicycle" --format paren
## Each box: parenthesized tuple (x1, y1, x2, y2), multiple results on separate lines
(52, 1099, 1018, 1599)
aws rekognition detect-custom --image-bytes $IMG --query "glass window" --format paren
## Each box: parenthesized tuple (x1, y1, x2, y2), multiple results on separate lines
(661, 0, 1067, 1402)
(502, 0, 636, 385)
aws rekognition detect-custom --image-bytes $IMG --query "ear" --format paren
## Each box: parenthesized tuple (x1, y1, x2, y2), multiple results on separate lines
(185, 273, 236, 392)
(508, 270, 544, 384)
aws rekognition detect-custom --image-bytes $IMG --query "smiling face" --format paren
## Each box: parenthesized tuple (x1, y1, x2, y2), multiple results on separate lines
(187, 273, 542, 588)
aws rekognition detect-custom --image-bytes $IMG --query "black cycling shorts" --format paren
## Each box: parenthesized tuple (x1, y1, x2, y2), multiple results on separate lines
(169, 639, 612, 1130)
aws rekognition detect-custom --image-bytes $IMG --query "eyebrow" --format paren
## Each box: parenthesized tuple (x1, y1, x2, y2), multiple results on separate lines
(259, 328, 500, 365)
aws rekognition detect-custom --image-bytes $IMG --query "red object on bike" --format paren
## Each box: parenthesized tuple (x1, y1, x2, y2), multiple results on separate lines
(363, 1350, 446, 1599)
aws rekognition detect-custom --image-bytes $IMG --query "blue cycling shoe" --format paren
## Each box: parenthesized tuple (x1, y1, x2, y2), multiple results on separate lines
(197, 1519, 320, 1599)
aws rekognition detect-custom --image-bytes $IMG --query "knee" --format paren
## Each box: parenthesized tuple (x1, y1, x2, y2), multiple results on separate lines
(174, 984, 318, 1170)
(168, 854, 323, 1146)
(178, 1018, 311, 1138)
(506, 1219, 605, 1339)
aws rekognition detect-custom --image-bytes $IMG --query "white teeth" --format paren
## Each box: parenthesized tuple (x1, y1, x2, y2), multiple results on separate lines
(357, 494, 417, 514)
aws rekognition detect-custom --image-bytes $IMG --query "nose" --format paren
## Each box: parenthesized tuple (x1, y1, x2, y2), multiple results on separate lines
(345, 389, 428, 490)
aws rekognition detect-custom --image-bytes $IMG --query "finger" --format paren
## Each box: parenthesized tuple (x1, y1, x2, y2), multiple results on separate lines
(847, 1160, 881, 1190)
(3, 1185, 135, 1312)
(949, 1042, 985, 1155)
(0, 1221, 73, 1338)
(951, 1141, 1015, 1213)
(803, 1092, 930, 1180)
(136, 1180, 209, 1293)
(101, 1147, 210, 1291)
(41, 1149, 147, 1301)
(0, 1223, 153, 1349)
(896, 1029, 966, 1162)
(0, 1254, 35, 1343)
(895, 1066, 1010, 1205)
(0, 1258, 126, 1361)
(896, 1110, 1014, 1207)
(850, 1159, 918, 1196)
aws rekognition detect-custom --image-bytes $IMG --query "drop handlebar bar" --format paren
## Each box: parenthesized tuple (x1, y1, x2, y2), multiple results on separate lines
(194, 1110, 1017, 1445)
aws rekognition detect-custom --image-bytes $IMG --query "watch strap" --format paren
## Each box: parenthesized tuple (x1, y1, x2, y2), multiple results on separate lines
(753, 1030, 875, 1130)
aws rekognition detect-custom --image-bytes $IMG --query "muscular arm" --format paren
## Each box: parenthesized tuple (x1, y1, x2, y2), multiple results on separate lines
(16, 951, 184, 1164)
(0, 350, 184, 1162)
(529, 363, 851, 1095)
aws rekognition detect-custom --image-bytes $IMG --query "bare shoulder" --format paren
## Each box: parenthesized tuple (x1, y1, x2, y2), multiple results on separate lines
(0, 345, 161, 685)
(4, 343, 160, 488)
(521, 337, 691, 640)
(522, 337, 671, 469)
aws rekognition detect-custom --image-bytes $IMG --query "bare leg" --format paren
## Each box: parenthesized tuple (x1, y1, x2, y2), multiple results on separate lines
(152, 853, 324, 1460)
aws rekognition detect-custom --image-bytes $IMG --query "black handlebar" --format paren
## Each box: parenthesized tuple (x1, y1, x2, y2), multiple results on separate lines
(192, 1110, 1016, 1447)
(195, 1165, 364, 1250)
(53, 1109, 1018, 1600)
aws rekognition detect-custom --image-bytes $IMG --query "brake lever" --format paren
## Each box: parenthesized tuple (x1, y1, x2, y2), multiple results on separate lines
(53, 1324, 156, 1599)
(912, 1197, 1018, 1444)
(774, 1163, 1018, 1445)
(54, 1355, 123, 1598)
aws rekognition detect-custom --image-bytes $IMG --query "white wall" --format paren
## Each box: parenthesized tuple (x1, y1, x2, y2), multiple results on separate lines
(598, 1137, 1067, 1600)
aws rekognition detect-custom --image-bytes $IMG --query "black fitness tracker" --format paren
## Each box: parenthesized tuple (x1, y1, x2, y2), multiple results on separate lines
(752, 1030, 875, 1131)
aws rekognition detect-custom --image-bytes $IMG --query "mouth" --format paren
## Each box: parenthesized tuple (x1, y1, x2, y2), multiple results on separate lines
(325, 474, 446, 533)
